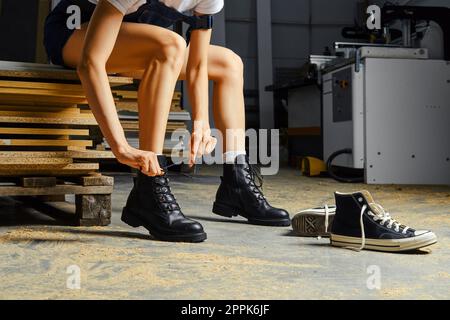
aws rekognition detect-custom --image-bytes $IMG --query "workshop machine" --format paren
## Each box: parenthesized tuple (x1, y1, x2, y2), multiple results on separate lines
(317, 5, 450, 185)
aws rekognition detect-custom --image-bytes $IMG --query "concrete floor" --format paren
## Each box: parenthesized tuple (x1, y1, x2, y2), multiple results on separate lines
(0, 166, 449, 299)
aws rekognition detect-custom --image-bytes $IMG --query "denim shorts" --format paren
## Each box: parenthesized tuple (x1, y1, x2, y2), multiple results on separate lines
(43, 0, 178, 67)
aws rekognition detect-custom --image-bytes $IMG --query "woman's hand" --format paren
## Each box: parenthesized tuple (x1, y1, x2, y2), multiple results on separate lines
(190, 120, 217, 166)
(115, 145, 163, 176)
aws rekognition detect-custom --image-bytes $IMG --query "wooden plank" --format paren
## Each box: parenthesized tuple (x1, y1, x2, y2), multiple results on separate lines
(115, 100, 182, 111)
(173, 91, 182, 99)
(0, 163, 99, 177)
(121, 120, 186, 130)
(0, 80, 84, 93)
(0, 150, 114, 159)
(0, 139, 92, 147)
(21, 177, 57, 188)
(0, 127, 89, 136)
(0, 157, 72, 165)
(113, 90, 181, 100)
(0, 105, 81, 113)
(79, 175, 114, 186)
(0, 101, 79, 108)
(0, 87, 86, 98)
(0, 61, 133, 85)
(0, 115, 97, 125)
(0, 163, 96, 170)
(0, 184, 113, 196)
(113, 90, 138, 99)
(0, 110, 89, 118)
(0, 170, 98, 177)
(0, 93, 87, 105)
(66, 146, 87, 151)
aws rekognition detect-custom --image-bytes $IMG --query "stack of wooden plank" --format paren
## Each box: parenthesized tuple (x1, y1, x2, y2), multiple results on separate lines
(0, 61, 134, 225)
(0, 78, 122, 177)
(107, 88, 191, 156)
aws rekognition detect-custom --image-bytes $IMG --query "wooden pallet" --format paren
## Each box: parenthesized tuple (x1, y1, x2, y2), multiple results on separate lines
(2, 173, 113, 226)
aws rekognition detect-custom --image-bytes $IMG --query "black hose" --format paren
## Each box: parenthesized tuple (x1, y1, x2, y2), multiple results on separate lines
(326, 148, 364, 183)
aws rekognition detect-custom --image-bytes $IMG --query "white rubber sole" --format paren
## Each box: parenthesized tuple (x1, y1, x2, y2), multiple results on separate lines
(330, 231, 437, 252)
(292, 210, 335, 237)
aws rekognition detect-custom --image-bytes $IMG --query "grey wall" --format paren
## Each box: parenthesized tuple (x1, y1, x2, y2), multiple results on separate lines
(224, 0, 362, 89)
(224, 0, 258, 91)
(272, 0, 360, 70)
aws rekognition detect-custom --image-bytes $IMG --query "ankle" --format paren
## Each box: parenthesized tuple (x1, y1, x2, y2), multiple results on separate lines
(223, 151, 246, 164)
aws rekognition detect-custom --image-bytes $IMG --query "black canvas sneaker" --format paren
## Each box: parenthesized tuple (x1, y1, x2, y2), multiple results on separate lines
(330, 190, 437, 252)
(292, 205, 335, 237)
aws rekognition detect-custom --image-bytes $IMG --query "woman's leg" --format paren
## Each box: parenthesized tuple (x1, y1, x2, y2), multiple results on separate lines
(179, 45, 290, 227)
(63, 22, 186, 154)
(64, 23, 206, 242)
(178, 45, 246, 154)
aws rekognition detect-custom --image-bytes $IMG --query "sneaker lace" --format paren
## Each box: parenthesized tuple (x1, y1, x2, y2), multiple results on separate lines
(347, 202, 410, 252)
(316, 204, 331, 240)
(324, 204, 330, 233)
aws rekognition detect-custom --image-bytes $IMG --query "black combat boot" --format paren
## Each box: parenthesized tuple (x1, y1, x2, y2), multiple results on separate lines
(121, 155, 207, 242)
(212, 154, 290, 226)
(330, 190, 437, 252)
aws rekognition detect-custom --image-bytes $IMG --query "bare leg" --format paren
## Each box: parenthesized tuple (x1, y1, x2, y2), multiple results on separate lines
(63, 22, 186, 155)
(120, 44, 247, 154)
(179, 45, 246, 153)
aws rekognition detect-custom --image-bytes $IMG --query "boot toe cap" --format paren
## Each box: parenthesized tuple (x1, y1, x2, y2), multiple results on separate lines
(174, 219, 205, 234)
(270, 207, 290, 220)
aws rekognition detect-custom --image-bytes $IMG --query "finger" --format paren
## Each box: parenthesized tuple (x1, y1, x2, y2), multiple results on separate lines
(204, 137, 216, 154)
(190, 132, 201, 165)
(128, 162, 141, 170)
(153, 155, 163, 176)
(140, 157, 155, 177)
(205, 137, 217, 154)
(198, 136, 207, 157)
(141, 156, 150, 174)
(148, 159, 160, 177)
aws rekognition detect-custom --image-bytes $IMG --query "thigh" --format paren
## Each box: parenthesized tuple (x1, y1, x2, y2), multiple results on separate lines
(178, 44, 238, 81)
(62, 22, 182, 73)
(117, 44, 237, 80)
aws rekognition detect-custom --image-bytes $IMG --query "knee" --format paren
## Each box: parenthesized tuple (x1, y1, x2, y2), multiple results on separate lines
(221, 49, 244, 84)
(155, 34, 186, 68)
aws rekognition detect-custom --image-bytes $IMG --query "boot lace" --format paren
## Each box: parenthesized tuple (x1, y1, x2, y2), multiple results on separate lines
(153, 174, 181, 214)
(348, 202, 410, 252)
(244, 163, 266, 201)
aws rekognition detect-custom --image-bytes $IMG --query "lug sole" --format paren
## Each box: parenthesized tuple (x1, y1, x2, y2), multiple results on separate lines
(212, 201, 291, 227)
(330, 231, 437, 252)
(121, 207, 207, 243)
(292, 213, 334, 237)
